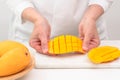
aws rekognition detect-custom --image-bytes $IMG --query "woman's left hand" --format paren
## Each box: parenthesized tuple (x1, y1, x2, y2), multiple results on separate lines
(79, 18, 100, 52)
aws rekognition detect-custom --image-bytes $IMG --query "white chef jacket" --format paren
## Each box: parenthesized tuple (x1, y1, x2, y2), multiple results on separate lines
(6, 0, 113, 68)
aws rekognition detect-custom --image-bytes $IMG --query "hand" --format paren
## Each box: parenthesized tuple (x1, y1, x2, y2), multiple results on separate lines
(79, 18, 100, 52)
(29, 17, 51, 54)
(78, 4, 104, 52)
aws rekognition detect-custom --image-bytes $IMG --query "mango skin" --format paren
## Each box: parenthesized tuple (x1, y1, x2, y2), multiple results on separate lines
(0, 40, 31, 77)
(88, 46, 120, 64)
(48, 35, 85, 54)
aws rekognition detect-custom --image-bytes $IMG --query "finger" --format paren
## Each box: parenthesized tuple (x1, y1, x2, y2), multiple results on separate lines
(82, 34, 92, 51)
(39, 34, 49, 54)
(91, 38, 100, 46)
(89, 39, 100, 50)
(89, 42, 97, 50)
(79, 25, 84, 40)
(80, 32, 84, 40)
(29, 40, 42, 53)
(35, 45, 42, 53)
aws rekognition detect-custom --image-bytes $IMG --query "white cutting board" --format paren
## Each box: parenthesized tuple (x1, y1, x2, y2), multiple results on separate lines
(25, 40, 120, 69)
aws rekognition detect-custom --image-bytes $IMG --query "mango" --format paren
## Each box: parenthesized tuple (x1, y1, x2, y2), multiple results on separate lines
(48, 35, 85, 54)
(88, 46, 120, 64)
(0, 40, 31, 77)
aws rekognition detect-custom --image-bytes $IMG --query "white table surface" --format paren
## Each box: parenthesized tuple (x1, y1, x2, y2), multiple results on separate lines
(18, 69, 120, 80)
(17, 40, 120, 80)
(26, 40, 120, 69)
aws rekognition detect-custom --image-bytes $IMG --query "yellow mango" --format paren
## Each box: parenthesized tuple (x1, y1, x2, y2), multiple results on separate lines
(0, 40, 31, 76)
(48, 40, 54, 53)
(66, 35, 71, 43)
(102, 50, 120, 62)
(59, 35, 67, 53)
(48, 35, 85, 54)
(66, 35, 72, 52)
(53, 37, 59, 53)
(0, 40, 28, 56)
(72, 36, 78, 42)
(88, 46, 120, 64)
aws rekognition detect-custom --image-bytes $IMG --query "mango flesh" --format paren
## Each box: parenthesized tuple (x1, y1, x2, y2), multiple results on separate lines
(48, 35, 85, 54)
(0, 40, 31, 77)
(88, 46, 120, 64)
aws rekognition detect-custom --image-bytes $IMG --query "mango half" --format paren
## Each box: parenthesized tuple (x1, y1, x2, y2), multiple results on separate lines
(48, 35, 85, 54)
(0, 40, 31, 77)
(88, 46, 120, 64)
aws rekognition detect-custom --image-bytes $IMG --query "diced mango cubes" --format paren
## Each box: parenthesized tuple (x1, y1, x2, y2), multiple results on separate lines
(88, 46, 120, 64)
(54, 37, 59, 53)
(59, 35, 67, 53)
(48, 40, 54, 53)
(48, 35, 85, 54)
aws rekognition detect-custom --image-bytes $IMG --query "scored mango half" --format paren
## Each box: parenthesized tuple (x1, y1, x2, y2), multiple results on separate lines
(88, 46, 120, 64)
(48, 35, 85, 54)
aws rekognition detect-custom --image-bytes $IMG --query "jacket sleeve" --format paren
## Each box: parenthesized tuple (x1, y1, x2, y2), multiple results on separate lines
(6, 0, 34, 23)
(88, 0, 113, 12)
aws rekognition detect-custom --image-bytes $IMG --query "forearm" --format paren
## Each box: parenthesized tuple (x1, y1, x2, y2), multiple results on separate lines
(22, 7, 44, 23)
(82, 4, 104, 21)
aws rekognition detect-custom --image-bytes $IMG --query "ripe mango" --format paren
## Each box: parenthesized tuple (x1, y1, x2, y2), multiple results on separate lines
(48, 35, 85, 54)
(88, 46, 120, 64)
(0, 40, 31, 77)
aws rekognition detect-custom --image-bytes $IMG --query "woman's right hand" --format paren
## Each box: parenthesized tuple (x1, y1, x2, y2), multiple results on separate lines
(29, 17, 51, 54)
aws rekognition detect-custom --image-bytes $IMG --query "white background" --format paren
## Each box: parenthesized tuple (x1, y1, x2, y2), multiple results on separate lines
(0, 0, 120, 40)
(0, 1, 120, 80)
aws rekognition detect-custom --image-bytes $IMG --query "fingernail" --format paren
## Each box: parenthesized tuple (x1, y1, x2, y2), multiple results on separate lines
(43, 48, 48, 53)
(83, 46, 88, 51)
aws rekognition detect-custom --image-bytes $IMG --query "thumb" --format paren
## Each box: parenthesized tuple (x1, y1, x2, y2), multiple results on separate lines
(79, 26, 84, 40)
(39, 34, 49, 54)
(83, 34, 91, 51)
(79, 31, 84, 40)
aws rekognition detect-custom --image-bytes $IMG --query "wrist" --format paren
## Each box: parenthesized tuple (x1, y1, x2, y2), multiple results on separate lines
(22, 7, 45, 23)
(33, 16, 45, 24)
(81, 16, 96, 23)
(82, 4, 104, 21)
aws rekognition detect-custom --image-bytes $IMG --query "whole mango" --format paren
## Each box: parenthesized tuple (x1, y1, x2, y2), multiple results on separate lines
(0, 40, 31, 76)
